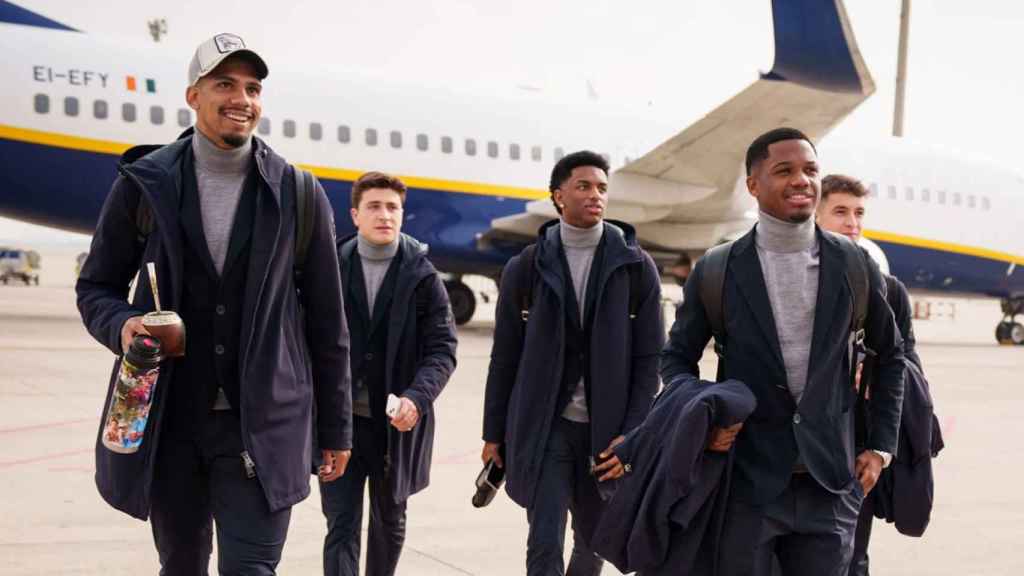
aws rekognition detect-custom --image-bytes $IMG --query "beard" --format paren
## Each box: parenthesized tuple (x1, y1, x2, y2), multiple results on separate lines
(787, 211, 813, 223)
(221, 133, 249, 148)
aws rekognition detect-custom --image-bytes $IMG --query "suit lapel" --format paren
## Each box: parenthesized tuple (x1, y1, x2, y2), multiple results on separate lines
(221, 172, 256, 278)
(806, 230, 844, 384)
(730, 234, 786, 373)
(178, 148, 220, 279)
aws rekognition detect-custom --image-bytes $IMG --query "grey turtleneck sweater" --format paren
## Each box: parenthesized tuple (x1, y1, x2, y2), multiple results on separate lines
(755, 210, 819, 404)
(193, 130, 252, 411)
(353, 234, 401, 419)
(192, 129, 253, 276)
(560, 220, 604, 423)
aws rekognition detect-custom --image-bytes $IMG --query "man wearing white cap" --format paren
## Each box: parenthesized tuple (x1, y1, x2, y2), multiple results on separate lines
(77, 34, 353, 575)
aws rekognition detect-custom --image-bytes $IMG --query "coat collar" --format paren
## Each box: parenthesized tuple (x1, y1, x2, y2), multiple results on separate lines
(533, 219, 643, 306)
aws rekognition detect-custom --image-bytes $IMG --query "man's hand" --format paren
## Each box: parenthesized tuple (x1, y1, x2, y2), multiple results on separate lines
(855, 450, 884, 495)
(120, 316, 150, 354)
(319, 449, 352, 483)
(481, 442, 503, 468)
(707, 422, 743, 452)
(593, 435, 626, 482)
(390, 397, 420, 432)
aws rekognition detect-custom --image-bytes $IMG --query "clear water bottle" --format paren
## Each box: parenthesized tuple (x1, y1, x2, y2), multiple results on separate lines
(101, 335, 163, 454)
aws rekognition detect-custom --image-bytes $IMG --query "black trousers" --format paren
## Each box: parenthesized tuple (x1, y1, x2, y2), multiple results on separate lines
(847, 491, 874, 576)
(318, 416, 407, 576)
(719, 473, 863, 576)
(149, 410, 292, 576)
(526, 418, 604, 576)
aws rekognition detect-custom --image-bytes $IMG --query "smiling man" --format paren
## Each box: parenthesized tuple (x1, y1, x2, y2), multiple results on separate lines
(660, 128, 905, 575)
(76, 34, 352, 575)
(483, 151, 664, 575)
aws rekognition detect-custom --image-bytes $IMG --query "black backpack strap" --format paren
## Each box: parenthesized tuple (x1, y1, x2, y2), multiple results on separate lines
(699, 242, 733, 360)
(517, 244, 538, 323)
(836, 237, 870, 353)
(293, 166, 316, 273)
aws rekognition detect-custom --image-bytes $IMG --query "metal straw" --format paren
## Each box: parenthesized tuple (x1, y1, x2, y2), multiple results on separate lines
(147, 262, 162, 312)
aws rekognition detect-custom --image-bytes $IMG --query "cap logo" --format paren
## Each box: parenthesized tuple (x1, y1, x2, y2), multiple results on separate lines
(214, 33, 244, 54)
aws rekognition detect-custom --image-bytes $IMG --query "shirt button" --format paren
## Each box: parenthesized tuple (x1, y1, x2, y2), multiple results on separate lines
(365, 352, 374, 361)
(215, 344, 225, 355)
(216, 304, 226, 315)
(793, 413, 802, 424)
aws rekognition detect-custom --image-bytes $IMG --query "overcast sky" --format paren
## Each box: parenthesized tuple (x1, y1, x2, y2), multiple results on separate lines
(3, 0, 1022, 244)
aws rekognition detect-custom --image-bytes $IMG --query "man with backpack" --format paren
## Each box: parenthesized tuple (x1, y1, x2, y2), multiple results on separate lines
(482, 150, 664, 575)
(320, 172, 457, 576)
(815, 174, 940, 576)
(660, 128, 905, 575)
(76, 34, 352, 575)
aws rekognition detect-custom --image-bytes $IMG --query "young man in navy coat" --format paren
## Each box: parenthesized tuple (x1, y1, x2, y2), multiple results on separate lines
(482, 151, 664, 575)
(320, 172, 457, 576)
(76, 35, 352, 574)
(661, 128, 905, 576)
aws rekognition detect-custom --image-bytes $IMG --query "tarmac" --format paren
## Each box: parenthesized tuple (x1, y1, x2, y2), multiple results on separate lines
(1, 245, 1022, 575)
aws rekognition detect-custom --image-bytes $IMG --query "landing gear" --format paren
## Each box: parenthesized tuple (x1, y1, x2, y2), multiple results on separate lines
(444, 278, 477, 326)
(996, 298, 1024, 345)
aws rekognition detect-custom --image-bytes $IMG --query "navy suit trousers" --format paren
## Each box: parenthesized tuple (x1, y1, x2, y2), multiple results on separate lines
(318, 415, 407, 576)
(526, 418, 604, 576)
(149, 410, 292, 576)
(719, 473, 863, 576)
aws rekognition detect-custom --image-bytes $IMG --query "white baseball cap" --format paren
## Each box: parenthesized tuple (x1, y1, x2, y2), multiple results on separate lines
(188, 33, 268, 86)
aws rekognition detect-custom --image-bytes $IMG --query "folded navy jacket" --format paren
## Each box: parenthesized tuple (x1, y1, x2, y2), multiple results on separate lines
(592, 375, 756, 574)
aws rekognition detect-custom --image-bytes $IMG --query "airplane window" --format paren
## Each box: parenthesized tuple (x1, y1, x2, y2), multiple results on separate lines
(122, 103, 136, 123)
(258, 117, 271, 136)
(937, 190, 947, 204)
(554, 147, 565, 161)
(149, 106, 164, 125)
(390, 131, 402, 149)
(177, 108, 191, 128)
(982, 197, 991, 211)
(887, 185, 897, 200)
(905, 187, 914, 201)
(921, 188, 931, 202)
(441, 136, 453, 154)
(868, 183, 878, 198)
(34, 94, 49, 114)
(310, 122, 322, 141)
(487, 141, 499, 158)
(510, 143, 521, 161)
(64, 96, 79, 117)
(531, 146, 542, 162)
(337, 125, 350, 143)
(366, 128, 378, 147)
(94, 100, 108, 119)
(967, 195, 976, 209)
(416, 134, 428, 151)
(283, 120, 296, 138)
(465, 139, 477, 156)
(952, 192, 962, 206)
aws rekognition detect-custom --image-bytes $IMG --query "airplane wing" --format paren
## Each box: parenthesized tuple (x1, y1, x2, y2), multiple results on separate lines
(488, 0, 875, 254)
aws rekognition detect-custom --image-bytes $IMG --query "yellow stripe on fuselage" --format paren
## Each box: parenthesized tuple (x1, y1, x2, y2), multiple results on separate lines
(863, 230, 1024, 267)
(2, 124, 1022, 266)
(0, 124, 549, 201)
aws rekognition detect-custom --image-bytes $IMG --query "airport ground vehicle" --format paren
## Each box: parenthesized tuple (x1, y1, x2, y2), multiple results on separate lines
(0, 248, 40, 285)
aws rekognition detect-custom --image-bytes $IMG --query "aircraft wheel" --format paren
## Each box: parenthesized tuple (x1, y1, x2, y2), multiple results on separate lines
(996, 321, 1012, 344)
(1010, 322, 1024, 346)
(445, 280, 476, 326)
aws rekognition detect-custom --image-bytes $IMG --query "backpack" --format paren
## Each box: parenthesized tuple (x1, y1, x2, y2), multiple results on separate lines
(134, 165, 317, 276)
(699, 235, 870, 383)
(514, 243, 643, 324)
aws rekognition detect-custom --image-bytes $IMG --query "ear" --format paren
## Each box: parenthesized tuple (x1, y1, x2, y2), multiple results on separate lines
(185, 85, 200, 111)
(350, 207, 359, 227)
(552, 189, 564, 208)
(746, 175, 759, 200)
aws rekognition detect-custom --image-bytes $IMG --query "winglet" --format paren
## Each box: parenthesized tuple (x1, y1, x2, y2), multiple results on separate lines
(0, 1, 78, 32)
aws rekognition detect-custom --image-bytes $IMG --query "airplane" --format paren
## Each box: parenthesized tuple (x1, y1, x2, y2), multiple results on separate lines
(1, 0, 1023, 344)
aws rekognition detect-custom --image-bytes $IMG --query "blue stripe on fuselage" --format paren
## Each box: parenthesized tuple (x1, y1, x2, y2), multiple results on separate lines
(0, 1, 78, 31)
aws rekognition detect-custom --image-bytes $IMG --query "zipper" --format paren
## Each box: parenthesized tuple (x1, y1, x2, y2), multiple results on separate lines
(241, 450, 257, 479)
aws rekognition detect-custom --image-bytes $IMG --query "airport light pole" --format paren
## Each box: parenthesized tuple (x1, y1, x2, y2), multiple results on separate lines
(893, 0, 911, 137)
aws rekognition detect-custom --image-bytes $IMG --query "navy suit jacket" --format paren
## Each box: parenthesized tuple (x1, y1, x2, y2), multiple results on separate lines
(661, 227, 905, 505)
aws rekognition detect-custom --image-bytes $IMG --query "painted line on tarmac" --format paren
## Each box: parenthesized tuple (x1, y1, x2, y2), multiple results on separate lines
(0, 448, 92, 469)
(405, 546, 477, 575)
(0, 417, 93, 435)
